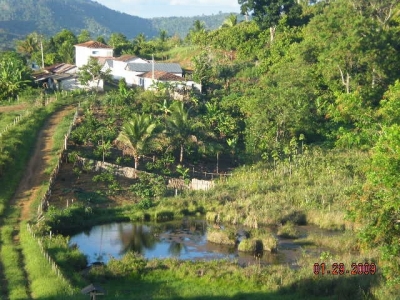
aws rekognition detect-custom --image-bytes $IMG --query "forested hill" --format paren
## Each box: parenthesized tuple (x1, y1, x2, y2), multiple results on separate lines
(150, 14, 243, 39)
(0, 0, 237, 49)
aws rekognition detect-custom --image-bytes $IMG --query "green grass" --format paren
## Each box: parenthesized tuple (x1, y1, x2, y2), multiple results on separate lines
(0, 105, 56, 300)
(20, 222, 79, 300)
(149, 147, 368, 231)
(0, 93, 83, 300)
(0, 224, 29, 300)
(155, 45, 202, 69)
(81, 255, 380, 300)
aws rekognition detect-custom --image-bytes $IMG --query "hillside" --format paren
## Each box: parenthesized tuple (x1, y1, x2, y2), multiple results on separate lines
(150, 13, 244, 39)
(0, 0, 238, 49)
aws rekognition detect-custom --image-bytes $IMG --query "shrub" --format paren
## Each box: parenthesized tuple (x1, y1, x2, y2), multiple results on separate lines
(261, 234, 278, 253)
(154, 210, 174, 221)
(137, 198, 153, 210)
(238, 239, 255, 252)
(130, 173, 167, 198)
(277, 221, 299, 239)
(207, 229, 236, 245)
(107, 252, 146, 278)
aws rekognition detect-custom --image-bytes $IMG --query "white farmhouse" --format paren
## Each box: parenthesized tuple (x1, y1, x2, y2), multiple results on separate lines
(102, 55, 149, 84)
(73, 40, 201, 94)
(74, 41, 113, 68)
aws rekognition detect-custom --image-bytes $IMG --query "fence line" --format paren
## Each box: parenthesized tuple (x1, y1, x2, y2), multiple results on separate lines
(75, 155, 217, 191)
(0, 96, 57, 139)
(37, 106, 79, 218)
(0, 110, 32, 138)
(26, 224, 73, 291)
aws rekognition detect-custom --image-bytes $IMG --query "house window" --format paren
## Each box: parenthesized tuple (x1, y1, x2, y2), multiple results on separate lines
(92, 51, 99, 55)
(139, 78, 144, 86)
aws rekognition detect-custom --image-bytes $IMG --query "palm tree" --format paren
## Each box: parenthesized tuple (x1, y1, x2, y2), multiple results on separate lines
(159, 29, 168, 43)
(192, 20, 206, 33)
(221, 14, 238, 28)
(116, 114, 159, 170)
(167, 102, 201, 163)
(156, 99, 173, 117)
(16, 32, 40, 58)
(133, 33, 146, 52)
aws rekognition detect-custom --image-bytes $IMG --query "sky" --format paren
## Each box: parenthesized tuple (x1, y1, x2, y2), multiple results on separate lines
(93, 0, 241, 19)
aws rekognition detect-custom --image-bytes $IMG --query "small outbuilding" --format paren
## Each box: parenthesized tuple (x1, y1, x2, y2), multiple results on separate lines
(81, 283, 105, 300)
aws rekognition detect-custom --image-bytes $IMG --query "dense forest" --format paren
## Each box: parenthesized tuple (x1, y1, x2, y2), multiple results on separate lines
(0, 0, 399, 298)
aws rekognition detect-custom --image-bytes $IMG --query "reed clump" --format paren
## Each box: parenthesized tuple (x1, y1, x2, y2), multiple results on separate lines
(207, 229, 236, 245)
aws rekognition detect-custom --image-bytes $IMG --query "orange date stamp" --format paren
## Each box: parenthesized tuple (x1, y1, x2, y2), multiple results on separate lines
(313, 263, 377, 275)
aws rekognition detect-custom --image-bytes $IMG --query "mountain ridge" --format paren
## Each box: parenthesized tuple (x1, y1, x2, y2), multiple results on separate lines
(0, 0, 238, 49)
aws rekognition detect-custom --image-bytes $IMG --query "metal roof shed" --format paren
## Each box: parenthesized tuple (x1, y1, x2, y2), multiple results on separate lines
(81, 284, 105, 300)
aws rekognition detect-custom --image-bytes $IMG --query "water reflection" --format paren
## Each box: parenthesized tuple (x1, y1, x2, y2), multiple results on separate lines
(70, 220, 213, 264)
(69, 220, 331, 266)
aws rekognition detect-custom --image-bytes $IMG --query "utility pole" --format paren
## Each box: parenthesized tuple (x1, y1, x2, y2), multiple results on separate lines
(152, 54, 155, 80)
(40, 39, 44, 69)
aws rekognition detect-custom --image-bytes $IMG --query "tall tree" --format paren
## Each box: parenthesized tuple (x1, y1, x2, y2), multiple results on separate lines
(78, 57, 112, 91)
(158, 29, 168, 43)
(192, 51, 213, 93)
(221, 14, 238, 28)
(238, 0, 302, 42)
(133, 33, 146, 54)
(167, 102, 201, 163)
(0, 52, 32, 101)
(16, 32, 41, 59)
(351, 124, 400, 283)
(187, 20, 208, 45)
(116, 114, 159, 170)
(77, 30, 91, 43)
(108, 32, 131, 56)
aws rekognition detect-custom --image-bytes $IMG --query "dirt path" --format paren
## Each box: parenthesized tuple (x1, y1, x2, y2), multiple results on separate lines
(0, 103, 28, 113)
(12, 106, 73, 220)
(0, 106, 74, 299)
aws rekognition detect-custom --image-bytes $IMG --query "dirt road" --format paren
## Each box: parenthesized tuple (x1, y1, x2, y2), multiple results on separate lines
(0, 104, 28, 113)
(12, 106, 73, 220)
(0, 105, 74, 299)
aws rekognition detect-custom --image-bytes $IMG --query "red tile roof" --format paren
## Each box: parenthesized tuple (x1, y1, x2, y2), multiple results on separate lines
(74, 41, 113, 49)
(113, 54, 138, 62)
(93, 56, 114, 65)
(44, 63, 76, 73)
(140, 71, 185, 81)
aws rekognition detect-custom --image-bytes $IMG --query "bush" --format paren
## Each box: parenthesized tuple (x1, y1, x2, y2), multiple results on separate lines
(130, 173, 167, 198)
(154, 210, 174, 221)
(262, 234, 278, 253)
(277, 221, 299, 239)
(137, 198, 153, 210)
(238, 239, 255, 252)
(207, 229, 236, 245)
(107, 252, 146, 278)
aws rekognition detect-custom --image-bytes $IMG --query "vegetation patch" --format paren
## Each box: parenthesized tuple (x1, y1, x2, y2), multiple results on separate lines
(277, 222, 300, 239)
(207, 229, 236, 245)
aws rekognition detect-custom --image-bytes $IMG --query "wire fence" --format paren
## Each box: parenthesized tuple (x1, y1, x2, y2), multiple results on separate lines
(26, 224, 73, 291)
(37, 106, 79, 218)
(0, 110, 32, 138)
(0, 96, 57, 139)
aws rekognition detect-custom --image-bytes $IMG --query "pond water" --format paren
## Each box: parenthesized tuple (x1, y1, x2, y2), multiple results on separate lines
(69, 219, 339, 267)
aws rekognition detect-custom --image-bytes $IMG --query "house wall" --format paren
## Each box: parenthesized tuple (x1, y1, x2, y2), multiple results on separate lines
(60, 78, 84, 91)
(60, 78, 103, 92)
(75, 46, 113, 68)
(103, 58, 149, 85)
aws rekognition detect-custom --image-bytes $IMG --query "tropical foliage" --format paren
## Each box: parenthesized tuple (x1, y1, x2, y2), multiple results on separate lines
(0, 52, 32, 101)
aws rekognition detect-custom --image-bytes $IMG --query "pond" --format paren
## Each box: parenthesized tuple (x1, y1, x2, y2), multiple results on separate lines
(69, 218, 339, 267)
